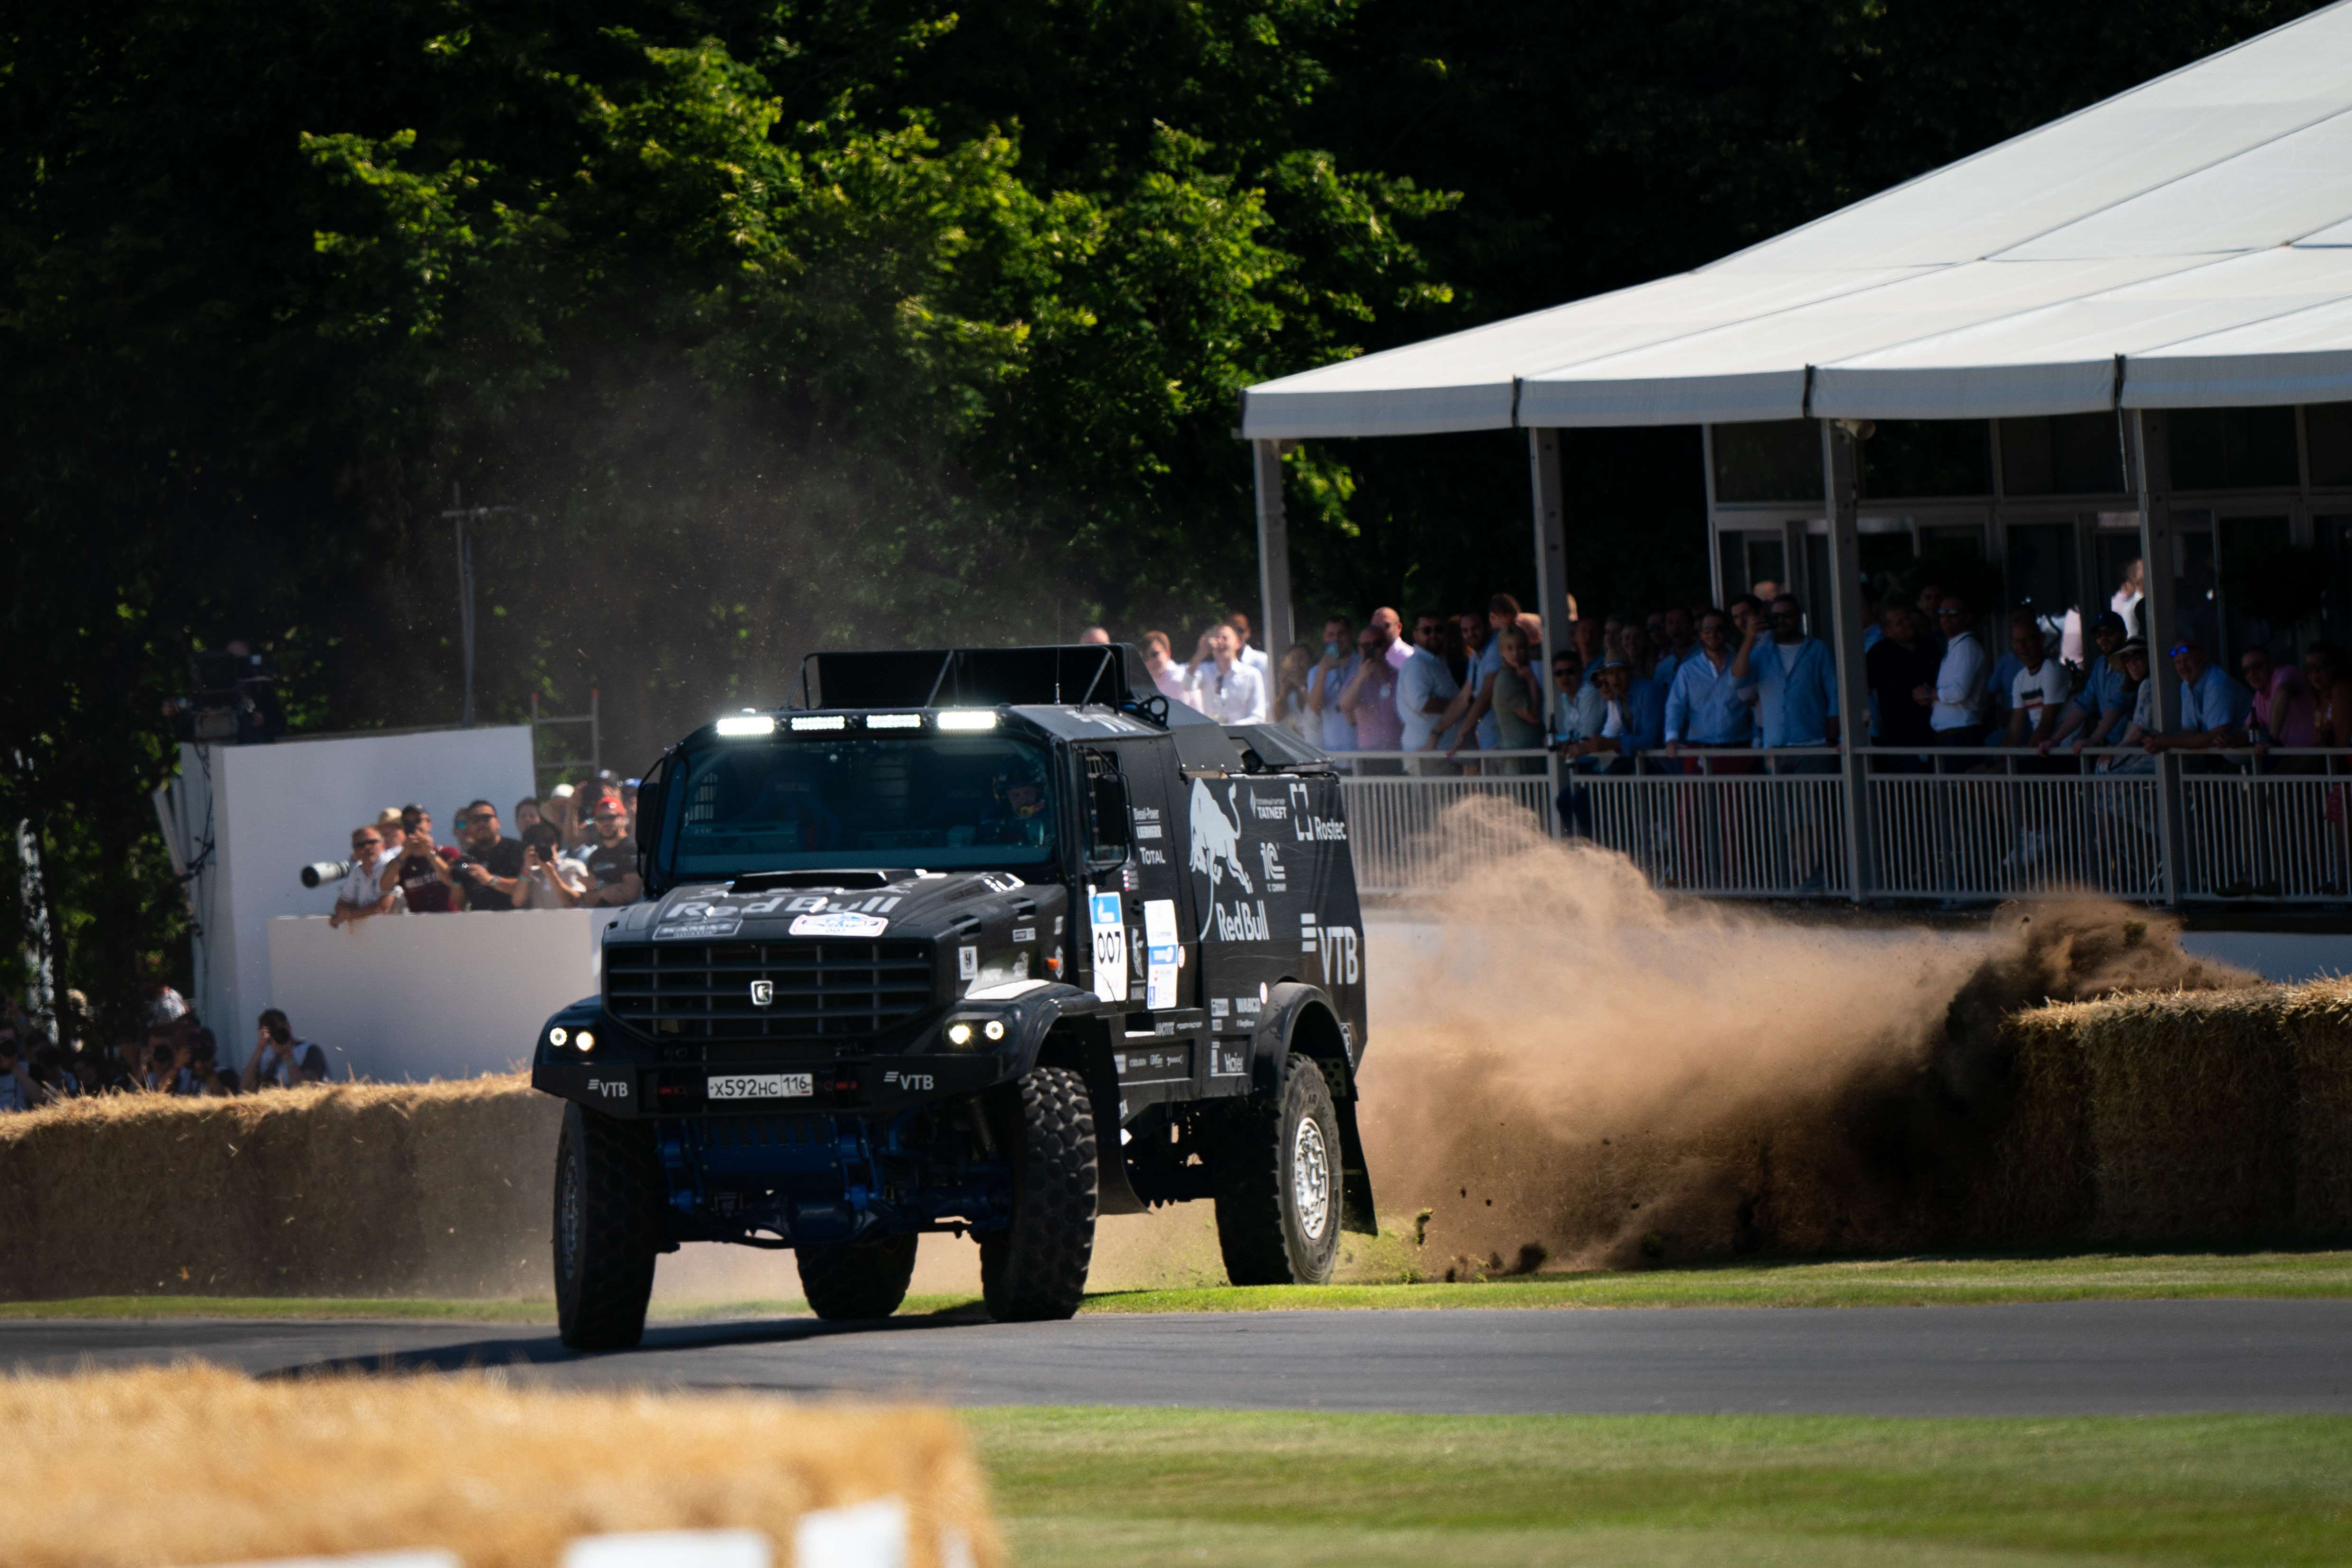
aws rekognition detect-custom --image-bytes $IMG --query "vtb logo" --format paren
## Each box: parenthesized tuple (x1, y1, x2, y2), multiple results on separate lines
(749, 980, 775, 1007)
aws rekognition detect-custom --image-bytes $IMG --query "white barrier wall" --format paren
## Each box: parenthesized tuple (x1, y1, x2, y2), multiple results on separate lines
(158, 726, 537, 1064)
(268, 908, 606, 1081)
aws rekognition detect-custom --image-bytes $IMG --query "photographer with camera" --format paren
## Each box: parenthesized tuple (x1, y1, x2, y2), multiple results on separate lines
(575, 794, 643, 907)
(512, 819, 588, 908)
(379, 805, 457, 913)
(450, 800, 527, 912)
(240, 1009, 327, 1091)
(327, 823, 400, 928)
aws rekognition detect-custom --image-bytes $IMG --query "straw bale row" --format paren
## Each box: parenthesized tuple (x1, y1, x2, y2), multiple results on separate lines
(1961, 976, 2352, 1244)
(0, 1365, 1000, 1568)
(0, 1077, 560, 1300)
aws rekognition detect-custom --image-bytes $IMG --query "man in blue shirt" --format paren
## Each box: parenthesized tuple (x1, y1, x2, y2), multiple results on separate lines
(1555, 658, 1662, 836)
(2045, 611, 2131, 754)
(2144, 638, 2252, 757)
(1732, 595, 1839, 758)
(1732, 594, 1841, 890)
(1663, 609, 1753, 771)
(1437, 594, 1520, 757)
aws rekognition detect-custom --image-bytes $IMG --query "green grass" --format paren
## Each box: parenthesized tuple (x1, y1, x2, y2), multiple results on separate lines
(968, 1406, 2352, 1567)
(6, 1250, 2350, 1322)
(1082, 1248, 2352, 1312)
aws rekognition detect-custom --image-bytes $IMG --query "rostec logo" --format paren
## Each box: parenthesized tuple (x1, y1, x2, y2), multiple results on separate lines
(749, 980, 775, 1008)
(1317, 925, 1360, 986)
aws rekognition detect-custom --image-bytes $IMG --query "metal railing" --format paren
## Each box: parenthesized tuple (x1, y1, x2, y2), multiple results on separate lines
(1577, 749, 1849, 898)
(1335, 751, 1554, 894)
(1326, 741, 2352, 905)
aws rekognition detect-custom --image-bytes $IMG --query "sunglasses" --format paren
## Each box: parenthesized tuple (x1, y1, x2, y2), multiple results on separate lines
(593, 812, 625, 823)
(2169, 644, 2193, 658)
(1937, 607, 1965, 617)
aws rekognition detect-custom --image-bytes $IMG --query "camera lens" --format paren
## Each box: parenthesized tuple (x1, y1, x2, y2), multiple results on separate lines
(300, 860, 354, 889)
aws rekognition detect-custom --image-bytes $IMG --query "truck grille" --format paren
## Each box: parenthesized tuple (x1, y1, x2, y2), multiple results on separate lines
(606, 940, 935, 1043)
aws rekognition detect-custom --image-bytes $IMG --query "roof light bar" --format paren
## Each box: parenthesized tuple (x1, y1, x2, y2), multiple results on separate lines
(788, 715, 847, 732)
(714, 715, 777, 737)
(865, 713, 923, 730)
(936, 710, 999, 731)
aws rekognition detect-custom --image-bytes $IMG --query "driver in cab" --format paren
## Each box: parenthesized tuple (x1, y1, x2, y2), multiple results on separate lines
(976, 761, 1050, 847)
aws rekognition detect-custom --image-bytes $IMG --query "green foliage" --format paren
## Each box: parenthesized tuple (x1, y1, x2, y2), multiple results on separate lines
(0, 0, 2324, 1032)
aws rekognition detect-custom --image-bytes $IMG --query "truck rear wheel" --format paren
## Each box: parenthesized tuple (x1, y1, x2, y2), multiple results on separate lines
(1213, 1055, 1342, 1286)
(553, 1101, 663, 1350)
(796, 1233, 919, 1320)
(979, 1066, 1098, 1322)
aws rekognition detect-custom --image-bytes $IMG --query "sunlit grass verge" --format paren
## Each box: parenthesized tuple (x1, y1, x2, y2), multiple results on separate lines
(969, 1406, 2352, 1568)
(7, 1249, 2348, 1322)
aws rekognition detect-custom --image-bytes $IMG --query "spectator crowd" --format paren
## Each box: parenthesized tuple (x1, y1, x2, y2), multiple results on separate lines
(0, 979, 331, 1111)
(1112, 568, 2348, 783)
(326, 774, 643, 930)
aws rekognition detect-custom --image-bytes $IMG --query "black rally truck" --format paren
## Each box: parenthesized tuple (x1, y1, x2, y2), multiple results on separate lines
(532, 644, 1376, 1348)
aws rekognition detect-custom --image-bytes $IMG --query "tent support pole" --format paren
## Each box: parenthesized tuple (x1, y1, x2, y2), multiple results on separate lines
(1819, 420, 1872, 904)
(1252, 439, 1295, 661)
(1528, 427, 1571, 837)
(2128, 409, 2185, 905)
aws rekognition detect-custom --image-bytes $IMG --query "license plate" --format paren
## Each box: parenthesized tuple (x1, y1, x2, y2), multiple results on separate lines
(707, 1072, 813, 1100)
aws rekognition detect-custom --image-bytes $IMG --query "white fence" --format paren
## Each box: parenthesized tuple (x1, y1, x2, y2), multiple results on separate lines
(1332, 745, 2352, 906)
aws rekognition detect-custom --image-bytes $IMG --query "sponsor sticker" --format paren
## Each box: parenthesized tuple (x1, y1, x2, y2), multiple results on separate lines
(658, 919, 741, 939)
(1090, 889, 1129, 1003)
(958, 945, 979, 981)
(1142, 898, 1180, 1010)
(1012, 925, 1036, 944)
(789, 910, 890, 937)
(708, 1073, 813, 1100)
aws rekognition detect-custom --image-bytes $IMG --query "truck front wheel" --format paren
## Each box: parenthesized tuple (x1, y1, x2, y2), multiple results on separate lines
(553, 1101, 664, 1350)
(979, 1066, 1099, 1321)
(796, 1233, 919, 1320)
(1213, 1055, 1343, 1286)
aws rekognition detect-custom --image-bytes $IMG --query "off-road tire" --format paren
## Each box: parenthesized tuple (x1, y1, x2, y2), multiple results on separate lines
(1213, 1055, 1343, 1286)
(553, 1100, 663, 1350)
(796, 1233, 919, 1320)
(979, 1066, 1098, 1321)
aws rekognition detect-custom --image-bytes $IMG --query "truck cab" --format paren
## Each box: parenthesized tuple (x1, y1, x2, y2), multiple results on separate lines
(533, 644, 1375, 1348)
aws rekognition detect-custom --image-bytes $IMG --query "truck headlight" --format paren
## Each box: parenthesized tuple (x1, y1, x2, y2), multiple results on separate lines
(548, 1027, 569, 1048)
(984, 1020, 1006, 1041)
(574, 1030, 596, 1052)
(946, 1022, 974, 1046)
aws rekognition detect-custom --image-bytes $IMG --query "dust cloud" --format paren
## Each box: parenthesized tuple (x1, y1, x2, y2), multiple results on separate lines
(1353, 797, 2251, 1273)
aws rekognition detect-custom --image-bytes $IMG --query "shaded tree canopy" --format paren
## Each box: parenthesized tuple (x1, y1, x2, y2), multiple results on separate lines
(0, 0, 2320, 1029)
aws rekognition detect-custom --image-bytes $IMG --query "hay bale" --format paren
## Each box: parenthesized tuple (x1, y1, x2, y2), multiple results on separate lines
(0, 1077, 559, 1300)
(2077, 987, 2297, 1238)
(1958, 1006, 2096, 1243)
(2282, 977, 2352, 1232)
(0, 1366, 999, 1568)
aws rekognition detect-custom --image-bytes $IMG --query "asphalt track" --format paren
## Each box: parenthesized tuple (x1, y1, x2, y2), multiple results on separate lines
(9, 1300, 2352, 1415)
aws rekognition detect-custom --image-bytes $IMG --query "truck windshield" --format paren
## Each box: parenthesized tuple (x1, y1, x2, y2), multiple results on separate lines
(661, 732, 1058, 879)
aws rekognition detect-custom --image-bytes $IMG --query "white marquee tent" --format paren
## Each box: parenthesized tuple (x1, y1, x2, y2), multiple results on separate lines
(1241, 0, 2352, 439)
(1234, 0, 2352, 904)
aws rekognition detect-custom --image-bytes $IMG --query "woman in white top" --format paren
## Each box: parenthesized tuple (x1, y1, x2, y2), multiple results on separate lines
(1191, 625, 1270, 724)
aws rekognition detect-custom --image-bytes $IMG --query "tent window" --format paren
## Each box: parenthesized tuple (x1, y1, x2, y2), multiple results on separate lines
(2307, 403, 2352, 489)
(2170, 407, 2299, 490)
(1861, 421, 1993, 499)
(1711, 421, 1818, 502)
(2000, 414, 2125, 496)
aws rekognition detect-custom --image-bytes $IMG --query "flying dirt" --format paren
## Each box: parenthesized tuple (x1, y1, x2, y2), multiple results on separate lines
(1354, 798, 2252, 1275)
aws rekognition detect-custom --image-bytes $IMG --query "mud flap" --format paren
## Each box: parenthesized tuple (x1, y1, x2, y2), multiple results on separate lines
(1332, 1087, 1378, 1236)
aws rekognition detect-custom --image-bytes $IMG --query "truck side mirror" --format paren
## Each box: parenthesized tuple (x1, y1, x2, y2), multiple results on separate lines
(1087, 771, 1131, 866)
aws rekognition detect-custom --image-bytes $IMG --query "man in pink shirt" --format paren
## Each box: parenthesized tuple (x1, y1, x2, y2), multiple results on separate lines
(1340, 606, 1412, 772)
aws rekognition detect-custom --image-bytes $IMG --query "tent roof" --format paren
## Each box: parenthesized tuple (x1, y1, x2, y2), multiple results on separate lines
(1241, 0, 2352, 438)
